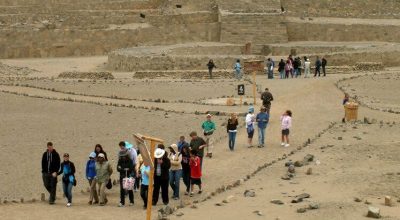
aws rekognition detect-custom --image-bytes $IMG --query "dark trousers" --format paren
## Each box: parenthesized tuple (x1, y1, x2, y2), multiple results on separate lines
(140, 184, 148, 208)
(152, 176, 169, 205)
(208, 68, 213, 79)
(119, 178, 134, 205)
(182, 169, 191, 192)
(322, 66, 326, 76)
(42, 173, 57, 203)
(314, 67, 321, 77)
(134, 176, 141, 190)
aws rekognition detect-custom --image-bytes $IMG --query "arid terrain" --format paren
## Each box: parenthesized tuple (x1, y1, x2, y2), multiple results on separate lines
(0, 57, 399, 219)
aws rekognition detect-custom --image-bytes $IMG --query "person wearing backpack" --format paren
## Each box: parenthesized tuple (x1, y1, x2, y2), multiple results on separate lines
(168, 144, 182, 200)
(117, 150, 135, 207)
(58, 153, 76, 207)
(261, 88, 274, 114)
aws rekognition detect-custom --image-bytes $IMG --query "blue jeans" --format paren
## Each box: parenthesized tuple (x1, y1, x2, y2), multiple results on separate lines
(62, 182, 73, 203)
(235, 69, 241, 79)
(258, 126, 266, 146)
(169, 169, 182, 198)
(280, 70, 285, 79)
(228, 131, 237, 150)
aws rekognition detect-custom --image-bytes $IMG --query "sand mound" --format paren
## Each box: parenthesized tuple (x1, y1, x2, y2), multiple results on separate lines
(58, 71, 114, 80)
(0, 62, 39, 76)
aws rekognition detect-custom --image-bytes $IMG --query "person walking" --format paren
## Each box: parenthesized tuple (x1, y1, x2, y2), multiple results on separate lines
(41, 142, 60, 205)
(168, 144, 182, 200)
(314, 56, 322, 77)
(322, 57, 327, 76)
(95, 153, 113, 206)
(177, 135, 189, 153)
(304, 58, 311, 78)
(117, 150, 135, 207)
(140, 159, 151, 209)
(181, 145, 191, 195)
(189, 149, 202, 196)
(227, 113, 238, 151)
(201, 114, 216, 158)
(245, 106, 256, 148)
(86, 152, 99, 205)
(280, 110, 292, 148)
(266, 58, 274, 79)
(256, 107, 270, 148)
(207, 59, 216, 79)
(278, 59, 285, 79)
(58, 153, 76, 207)
(94, 144, 108, 161)
(189, 131, 207, 169)
(261, 88, 274, 114)
(342, 93, 350, 123)
(285, 59, 291, 79)
(234, 59, 242, 80)
(297, 57, 302, 77)
(152, 148, 171, 205)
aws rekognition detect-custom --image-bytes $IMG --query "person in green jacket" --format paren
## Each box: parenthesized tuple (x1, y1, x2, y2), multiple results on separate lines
(95, 153, 113, 206)
(201, 114, 216, 158)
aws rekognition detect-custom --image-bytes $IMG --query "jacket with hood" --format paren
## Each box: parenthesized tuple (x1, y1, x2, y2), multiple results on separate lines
(168, 145, 182, 171)
(41, 149, 61, 174)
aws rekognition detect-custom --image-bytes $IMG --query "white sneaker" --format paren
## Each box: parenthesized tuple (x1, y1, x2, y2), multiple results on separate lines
(281, 142, 285, 146)
(284, 144, 290, 148)
(66, 203, 71, 207)
(118, 203, 124, 207)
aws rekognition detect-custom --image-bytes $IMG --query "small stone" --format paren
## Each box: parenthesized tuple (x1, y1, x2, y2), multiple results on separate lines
(365, 200, 371, 205)
(297, 193, 311, 199)
(176, 212, 184, 217)
(253, 210, 264, 216)
(338, 137, 343, 140)
(294, 161, 304, 167)
(384, 196, 393, 206)
(215, 203, 223, 206)
(244, 190, 256, 197)
(291, 198, 303, 203)
(190, 204, 198, 209)
(308, 203, 320, 209)
(303, 154, 314, 162)
(297, 208, 307, 213)
(367, 206, 381, 218)
(354, 197, 362, 202)
(226, 195, 235, 203)
(271, 200, 284, 205)
(306, 168, 312, 175)
(281, 174, 291, 180)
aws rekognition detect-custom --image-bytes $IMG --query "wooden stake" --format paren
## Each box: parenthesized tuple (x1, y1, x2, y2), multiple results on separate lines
(252, 71, 256, 105)
(240, 95, 243, 106)
(139, 135, 164, 220)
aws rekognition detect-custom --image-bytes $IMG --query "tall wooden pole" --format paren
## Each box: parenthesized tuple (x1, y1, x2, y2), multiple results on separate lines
(253, 71, 256, 105)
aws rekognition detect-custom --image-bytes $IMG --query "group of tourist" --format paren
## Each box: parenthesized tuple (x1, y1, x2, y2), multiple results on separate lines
(41, 134, 206, 208)
(41, 88, 293, 209)
(206, 56, 327, 79)
(274, 55, 327, 79)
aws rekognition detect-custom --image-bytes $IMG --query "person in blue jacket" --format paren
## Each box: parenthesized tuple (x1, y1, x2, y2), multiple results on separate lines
(86, 152, 98, 205)
(58, 153, 76, 207)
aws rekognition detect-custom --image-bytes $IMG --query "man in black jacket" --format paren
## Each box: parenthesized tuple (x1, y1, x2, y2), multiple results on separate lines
(41, 142, 60, 204)
(152, 148, 171, 205)
(261, 88, 274, 114)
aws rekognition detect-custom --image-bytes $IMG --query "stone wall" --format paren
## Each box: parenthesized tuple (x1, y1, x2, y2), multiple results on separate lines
(220, 12, 288, 44)
(0, 23, 221, 58)
(148, 11, 218, 26)
(286, 21, 400, 43)
(108, 53, 263, 71)
(281, 0, 400, 19)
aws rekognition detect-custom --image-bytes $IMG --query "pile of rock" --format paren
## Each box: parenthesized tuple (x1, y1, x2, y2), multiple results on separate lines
(0, 62, 39, 76)
(353, 62, 384, 71)
(58, 71, 115, 80)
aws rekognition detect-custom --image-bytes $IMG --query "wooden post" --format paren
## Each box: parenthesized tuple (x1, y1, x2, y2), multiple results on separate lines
(139, 135, 164, 220)
(240, 95, 243, 106)
(252, 71, 256, 105)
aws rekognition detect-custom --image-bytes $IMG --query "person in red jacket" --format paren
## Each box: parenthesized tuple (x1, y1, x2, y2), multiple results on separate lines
(189, 149, 202, 196)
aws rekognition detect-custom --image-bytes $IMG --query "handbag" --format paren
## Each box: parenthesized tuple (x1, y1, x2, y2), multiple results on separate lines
(122, 170, 135, 190)
(106, 179, 112, 189)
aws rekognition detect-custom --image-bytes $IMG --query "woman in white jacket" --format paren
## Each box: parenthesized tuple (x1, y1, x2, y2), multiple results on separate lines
(168, 144, 182, 200)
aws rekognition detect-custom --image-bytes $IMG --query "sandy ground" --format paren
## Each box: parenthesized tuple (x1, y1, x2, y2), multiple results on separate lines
(0, 58, 399, 220)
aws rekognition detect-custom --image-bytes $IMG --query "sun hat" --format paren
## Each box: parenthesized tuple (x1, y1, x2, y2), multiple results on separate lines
(98, 153, 105, 158)
(154, 148, 165, 159)
(169, 144, 178, 153)
(118, 150, 128, 157)
(89, 152, 96, 158)
(248, 106, 254, 113)
(125, 141, 133, 149)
